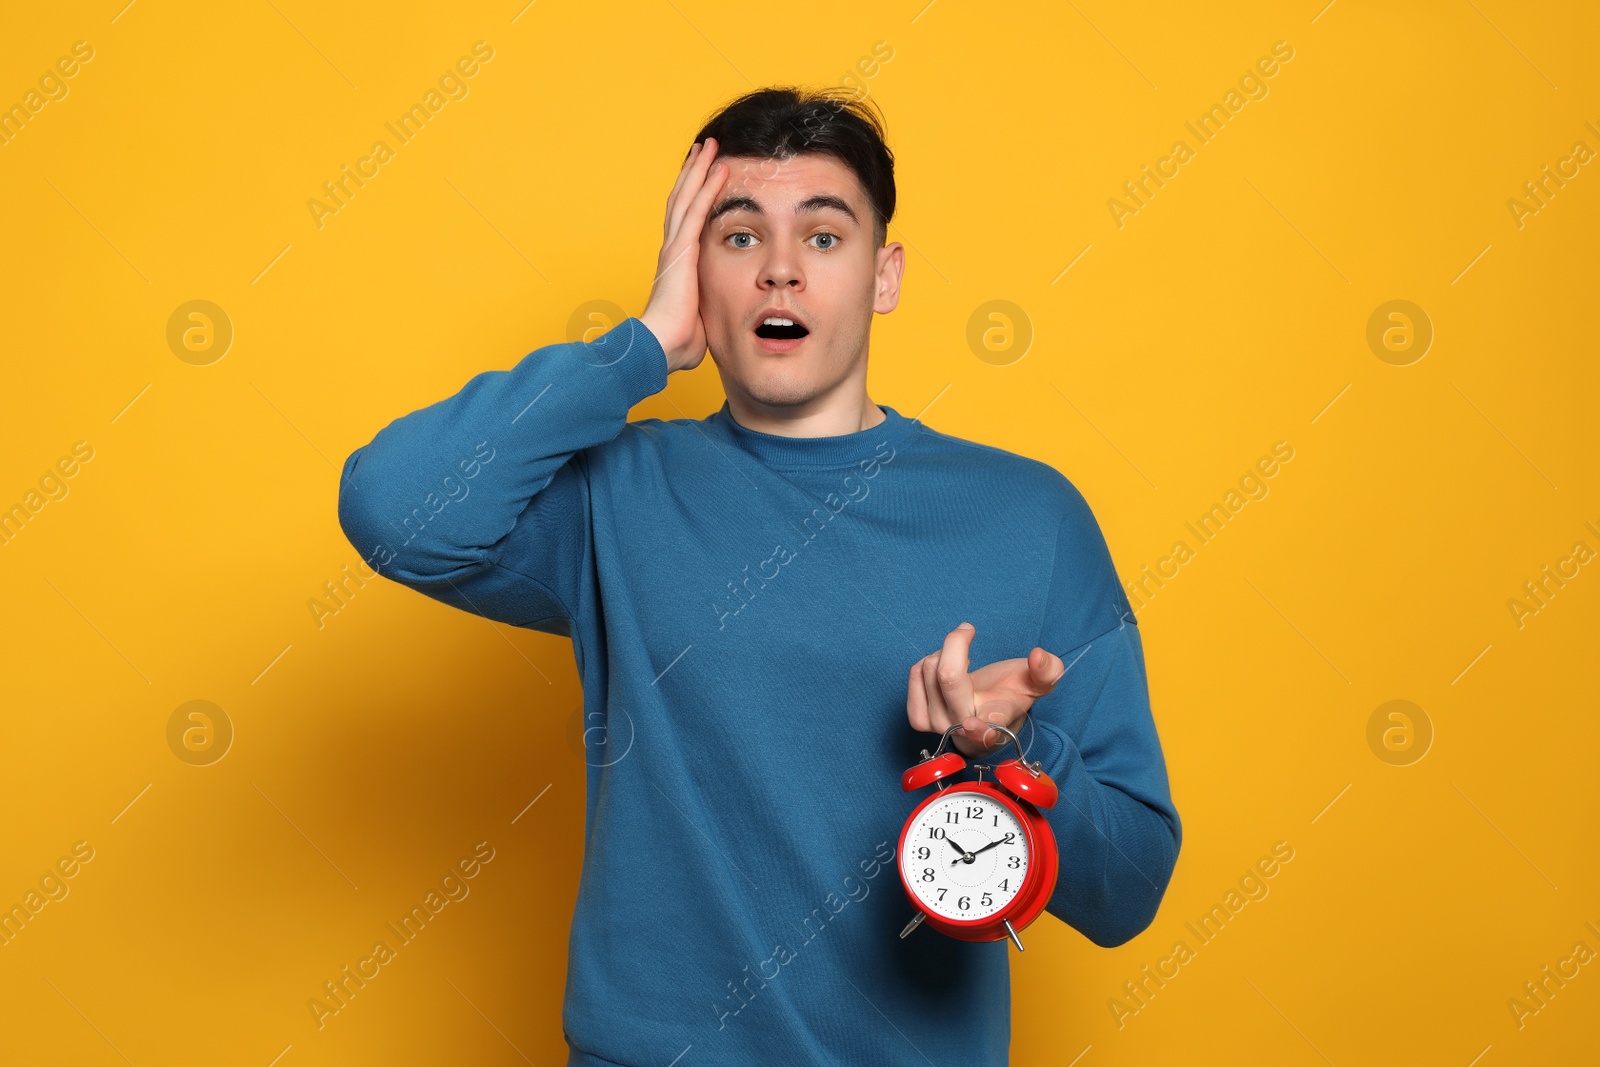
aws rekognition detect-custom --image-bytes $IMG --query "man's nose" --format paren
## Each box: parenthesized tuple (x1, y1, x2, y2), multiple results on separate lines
(760, 243, 803, 289)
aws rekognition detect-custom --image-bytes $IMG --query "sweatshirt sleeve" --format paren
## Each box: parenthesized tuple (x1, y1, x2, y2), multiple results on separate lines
(1021, 484, 1182, 947)
(336, 317, 668, 637)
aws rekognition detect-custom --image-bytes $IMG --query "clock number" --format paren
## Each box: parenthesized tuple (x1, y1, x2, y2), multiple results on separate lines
(967, 805, 984, 819)
(999, 879, 1009, 891)
(981, 892, 993, 907)
(921, 867, 934, 882)
(929, 827, 946, 840)
(992, 814, 998, 826)
(1007, 856, 1021, 869)
(945, 810, 960, 824)
(916, 846, 930, 860)
(935, 888, 947, 901)
(958, 895, 971, 911)
(1001, 832, 1016, 844)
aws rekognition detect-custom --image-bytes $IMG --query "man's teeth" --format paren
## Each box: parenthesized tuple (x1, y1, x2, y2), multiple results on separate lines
(762, 317, 796, 326)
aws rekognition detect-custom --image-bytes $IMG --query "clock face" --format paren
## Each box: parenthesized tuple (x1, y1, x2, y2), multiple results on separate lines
(901, 790, 1030, 922)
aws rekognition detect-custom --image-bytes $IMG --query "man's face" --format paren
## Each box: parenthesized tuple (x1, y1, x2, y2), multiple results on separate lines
(697, 151, 903, 409)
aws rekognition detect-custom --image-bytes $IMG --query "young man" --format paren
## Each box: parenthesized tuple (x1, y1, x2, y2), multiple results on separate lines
(338, 87, 1180, 1066)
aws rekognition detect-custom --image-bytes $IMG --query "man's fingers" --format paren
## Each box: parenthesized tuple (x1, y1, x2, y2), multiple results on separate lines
(1030, 646, 1066, 691)
(676, 152, 728, 250)
(666, 137, 718, 246)
(962, 700, 1016, 751)
(909, 625, 1047, 754)
(665, 139, 706, 243)
(664, 141, 700, 236)
(906, 660, 932, 733)
(934, 623, 976, 720)
(919, 655, 951, 732)
(918, 623, 974, 736)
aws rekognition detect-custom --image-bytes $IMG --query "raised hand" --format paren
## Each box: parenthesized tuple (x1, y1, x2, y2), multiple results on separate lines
(639, 137, 730, 373)
(906, 623, 1066, 759)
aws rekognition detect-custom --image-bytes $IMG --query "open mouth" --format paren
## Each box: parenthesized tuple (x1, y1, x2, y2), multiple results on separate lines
(754, 316, 810, 341)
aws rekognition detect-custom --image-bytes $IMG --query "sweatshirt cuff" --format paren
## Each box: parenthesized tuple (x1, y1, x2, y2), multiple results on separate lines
(590, 316, 668, 406)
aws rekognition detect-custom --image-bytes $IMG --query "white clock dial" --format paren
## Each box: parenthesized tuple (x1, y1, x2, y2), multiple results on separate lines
(901, 791, 1029, 921)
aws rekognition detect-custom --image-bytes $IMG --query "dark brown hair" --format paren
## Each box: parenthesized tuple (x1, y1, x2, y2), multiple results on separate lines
(690, 86, 896, 247)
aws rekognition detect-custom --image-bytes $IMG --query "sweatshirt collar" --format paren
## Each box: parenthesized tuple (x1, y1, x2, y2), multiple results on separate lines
(707, 400, 916, 470)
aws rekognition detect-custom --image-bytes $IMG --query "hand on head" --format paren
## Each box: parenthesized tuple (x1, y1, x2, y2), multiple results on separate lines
(639, 138, 730, 373)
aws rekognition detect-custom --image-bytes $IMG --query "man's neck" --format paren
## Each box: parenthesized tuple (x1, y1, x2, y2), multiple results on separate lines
(724, 388, 886, 438)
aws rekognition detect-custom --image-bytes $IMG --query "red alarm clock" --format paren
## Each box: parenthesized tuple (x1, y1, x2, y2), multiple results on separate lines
(896, 722, 1059, 951)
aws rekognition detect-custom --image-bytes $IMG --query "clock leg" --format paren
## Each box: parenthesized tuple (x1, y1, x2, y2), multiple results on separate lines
(899, 911, 927, 939)
(1003, 919, 1025, 952)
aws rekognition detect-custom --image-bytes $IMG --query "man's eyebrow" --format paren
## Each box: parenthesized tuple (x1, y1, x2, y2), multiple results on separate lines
(797, 195, 859, 224)
(708, 194, 860, 226)
(706, 196, 761, 224)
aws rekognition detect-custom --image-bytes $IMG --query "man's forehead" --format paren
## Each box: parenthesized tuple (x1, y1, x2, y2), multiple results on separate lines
(712, 153, 867, 220)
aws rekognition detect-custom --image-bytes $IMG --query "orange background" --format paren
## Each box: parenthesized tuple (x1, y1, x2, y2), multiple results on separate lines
(2, 1, 1596, 1064)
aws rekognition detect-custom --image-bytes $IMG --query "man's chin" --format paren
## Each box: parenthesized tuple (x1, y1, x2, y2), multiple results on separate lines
(709, 334, 859, 410)
(739, 379, 821, 409)
(714, 362, 823, 409)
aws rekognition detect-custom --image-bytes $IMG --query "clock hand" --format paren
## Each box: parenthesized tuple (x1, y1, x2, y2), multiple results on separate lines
(951, 833, 1014, 865)
(934, 838, 972, 870)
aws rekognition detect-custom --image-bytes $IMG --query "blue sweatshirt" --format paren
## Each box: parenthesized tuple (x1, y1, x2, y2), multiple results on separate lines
(336, 317, 1181, 1067)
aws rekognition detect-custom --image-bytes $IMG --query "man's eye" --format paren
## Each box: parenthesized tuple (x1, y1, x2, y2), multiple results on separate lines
(810, 233, 839, 250)
(727, 232, 758, 249)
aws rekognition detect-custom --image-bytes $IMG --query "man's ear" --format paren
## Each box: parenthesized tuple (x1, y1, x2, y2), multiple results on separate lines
(873, 241, 905, 314)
